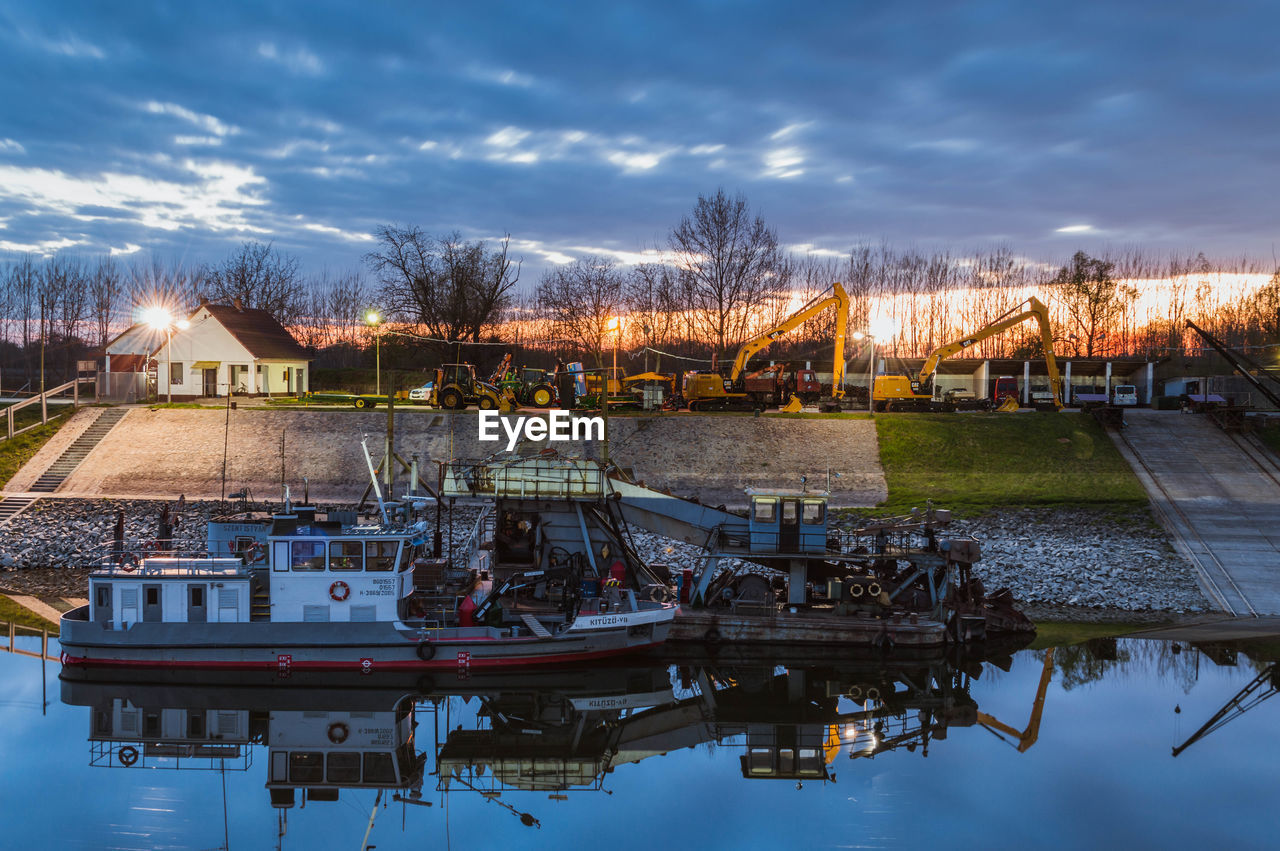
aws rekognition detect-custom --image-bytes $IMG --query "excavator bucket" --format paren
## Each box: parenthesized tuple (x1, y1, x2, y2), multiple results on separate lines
(996, 396, 1019, 412)
(781, 393, 803, 413)
(498, 388, 518, 412)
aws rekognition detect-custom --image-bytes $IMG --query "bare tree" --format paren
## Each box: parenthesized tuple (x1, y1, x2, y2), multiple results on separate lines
(365, 226, 520, 357)
(1050, 251, 1136, 358)
(669, 189, 787, 357)
(204, 241, 306, 324)
(89, 256, 123, 348)
(625, 262, 684, 371)
(536, 258, 626, 367)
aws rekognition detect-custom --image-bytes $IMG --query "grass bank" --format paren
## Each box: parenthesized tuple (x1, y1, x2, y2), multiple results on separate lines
(0, 413, 68, 489)
(875, 411, 1148, 515)
(0, 595, 59, 632)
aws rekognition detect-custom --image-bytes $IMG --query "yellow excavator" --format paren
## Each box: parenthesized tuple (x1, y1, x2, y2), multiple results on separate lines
(976, 648, 1056, 752)
(684, 282, 849, 412)
(872, 296, 1062, 412)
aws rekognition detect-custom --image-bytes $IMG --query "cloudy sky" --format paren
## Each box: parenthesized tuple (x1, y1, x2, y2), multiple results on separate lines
(1, 0, 1276, 284)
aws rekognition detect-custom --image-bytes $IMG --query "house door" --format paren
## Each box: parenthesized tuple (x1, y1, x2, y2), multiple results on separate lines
(203, 368, 218, 397)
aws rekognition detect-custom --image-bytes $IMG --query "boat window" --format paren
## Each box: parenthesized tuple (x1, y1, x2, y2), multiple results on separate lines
(802, 500, 825, 525)
(366, 541, 397, 571)
(753, 498, 777, 523)
(328, 540, 363, 571)
(327, 752, 361, 784)
(190, 586, 204, 607)
(289, 752, 324, 783)
(291, 540, 325, 571)
(145, 587, 159, 606)
(781, 501, 798, 525)
(363, 752, 396, 784)
(96, 587, 109, 607)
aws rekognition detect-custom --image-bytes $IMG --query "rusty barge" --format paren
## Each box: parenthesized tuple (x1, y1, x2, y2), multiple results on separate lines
(443, 454, 1030, 648)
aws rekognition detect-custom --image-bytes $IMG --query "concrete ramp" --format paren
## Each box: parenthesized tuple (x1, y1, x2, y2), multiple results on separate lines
(40, 408, 885, 507)
(1113, 409, 1280, 615)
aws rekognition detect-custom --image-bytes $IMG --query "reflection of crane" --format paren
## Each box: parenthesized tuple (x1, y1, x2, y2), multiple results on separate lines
(874, 296, 1062, 412)
(1172, 662, 1279, 757)
(976, 648, 1055, 753)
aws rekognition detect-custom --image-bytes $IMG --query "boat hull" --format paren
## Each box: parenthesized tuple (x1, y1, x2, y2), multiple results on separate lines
(59, 606, 670, 672)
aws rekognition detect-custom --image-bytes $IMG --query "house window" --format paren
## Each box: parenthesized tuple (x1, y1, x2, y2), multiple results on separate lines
(170, 362, 183, 384)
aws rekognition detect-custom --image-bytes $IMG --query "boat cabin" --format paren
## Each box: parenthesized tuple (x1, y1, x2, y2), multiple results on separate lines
(88, 506, 418, 628)
(746, 489, 829, 554)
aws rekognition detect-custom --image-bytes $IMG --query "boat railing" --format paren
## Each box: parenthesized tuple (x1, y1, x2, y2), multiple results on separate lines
(89, 552, 251, 577)
(459, 504, 495, 574)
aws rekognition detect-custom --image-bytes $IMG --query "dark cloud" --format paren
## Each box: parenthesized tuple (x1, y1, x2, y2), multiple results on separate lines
(0, 0, 1277, 279)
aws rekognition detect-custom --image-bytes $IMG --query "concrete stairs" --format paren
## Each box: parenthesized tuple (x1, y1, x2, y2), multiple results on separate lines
(29, 408, 127, 493)
(0, 496, 36, 525)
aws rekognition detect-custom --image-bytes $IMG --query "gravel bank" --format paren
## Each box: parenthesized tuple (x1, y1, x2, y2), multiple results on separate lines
(0, 499, 1209, 615)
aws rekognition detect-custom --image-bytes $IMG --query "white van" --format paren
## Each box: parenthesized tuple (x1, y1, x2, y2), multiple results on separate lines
(1113, 384, 1138, 406)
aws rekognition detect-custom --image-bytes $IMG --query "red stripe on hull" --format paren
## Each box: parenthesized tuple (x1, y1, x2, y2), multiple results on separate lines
(60, 641, 663, 671)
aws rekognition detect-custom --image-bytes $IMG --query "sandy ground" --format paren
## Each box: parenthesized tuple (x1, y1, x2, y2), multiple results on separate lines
(6, 408, 886, 508)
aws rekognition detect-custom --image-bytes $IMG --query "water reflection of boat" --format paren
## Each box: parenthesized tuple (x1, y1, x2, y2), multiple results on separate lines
(62, 638, 1032, 830)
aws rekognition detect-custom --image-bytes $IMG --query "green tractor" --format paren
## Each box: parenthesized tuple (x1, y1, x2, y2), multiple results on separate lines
(489, 355, 557, 408)
(500, 366, 557, 408)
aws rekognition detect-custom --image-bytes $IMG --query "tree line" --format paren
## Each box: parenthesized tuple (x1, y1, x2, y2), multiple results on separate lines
(2, 187, 1277, 391)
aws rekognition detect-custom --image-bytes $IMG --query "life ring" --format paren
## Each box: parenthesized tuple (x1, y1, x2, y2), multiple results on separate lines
(327, 722, 350, 744)
(245, 542, 266, 564)
(120, 553, 139, 573)
(416, 641, 436, 661)
(329, 581, 351, 602)
(119, 746, 139, 766)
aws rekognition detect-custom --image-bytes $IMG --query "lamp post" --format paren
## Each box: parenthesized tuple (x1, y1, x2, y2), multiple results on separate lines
(144, 307, 190, 404)
(366, 311, 382, 396)
(603, 316, 622, 467)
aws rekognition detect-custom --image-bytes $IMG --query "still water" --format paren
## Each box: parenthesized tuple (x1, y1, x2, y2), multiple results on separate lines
(0, 633, 1276, 850)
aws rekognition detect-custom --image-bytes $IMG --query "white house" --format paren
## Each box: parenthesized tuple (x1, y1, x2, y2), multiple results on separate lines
(105, 302, 311, 401)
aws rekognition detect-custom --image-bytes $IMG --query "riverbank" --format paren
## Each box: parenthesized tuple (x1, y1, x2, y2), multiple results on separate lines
(0, 498, 1209, 616)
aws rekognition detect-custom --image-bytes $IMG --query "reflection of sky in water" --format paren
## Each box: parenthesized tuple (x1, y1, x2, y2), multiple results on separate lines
(0, 637, 1275, 849)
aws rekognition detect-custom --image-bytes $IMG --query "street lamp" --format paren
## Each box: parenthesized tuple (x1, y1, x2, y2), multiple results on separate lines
(144, 307, 191, 404)
(366, 311, 382, 396)
(602, 316, 622, 466)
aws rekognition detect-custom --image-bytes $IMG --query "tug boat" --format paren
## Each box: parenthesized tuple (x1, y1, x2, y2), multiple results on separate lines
(59, 500, 678, 673)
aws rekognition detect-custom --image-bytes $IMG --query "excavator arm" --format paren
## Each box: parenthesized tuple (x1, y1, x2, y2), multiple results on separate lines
(917, 296, 1061, 408)
(729, 283, 849, 400)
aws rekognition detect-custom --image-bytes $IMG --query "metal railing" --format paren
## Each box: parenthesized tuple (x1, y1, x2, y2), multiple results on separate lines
(2, 377, 95, 441)
(2, 620, 59, 660)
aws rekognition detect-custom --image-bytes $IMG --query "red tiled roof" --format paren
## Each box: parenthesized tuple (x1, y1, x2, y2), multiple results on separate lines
(202, 304, 309, 360)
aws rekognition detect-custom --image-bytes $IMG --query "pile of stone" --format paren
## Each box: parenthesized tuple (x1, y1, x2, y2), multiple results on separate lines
(0, 499, 1209, 614)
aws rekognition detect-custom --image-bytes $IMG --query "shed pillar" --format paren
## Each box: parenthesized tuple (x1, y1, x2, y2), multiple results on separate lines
(1022, 361, 1031, 405)
(1145, 362, 1154, 404)
(1064, 361, 1072, 405)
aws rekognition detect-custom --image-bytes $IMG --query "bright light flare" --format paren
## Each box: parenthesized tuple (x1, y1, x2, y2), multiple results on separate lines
(175, 319, 190, 330)
(365, 311, 381, 326)
(867, 315, 897, 340)
(851, 331, 866, 341)
(142, 306, 172, 330)
(605, 317, 621, 332)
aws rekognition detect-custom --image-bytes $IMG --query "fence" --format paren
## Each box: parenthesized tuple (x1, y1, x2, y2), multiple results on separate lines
(2, 377, 95, 442)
